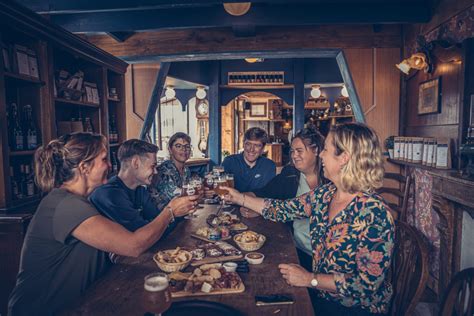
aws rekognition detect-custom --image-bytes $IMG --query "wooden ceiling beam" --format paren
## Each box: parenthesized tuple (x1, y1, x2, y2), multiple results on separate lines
(106, 31, 135, 42)
(47, 3, 431, 33)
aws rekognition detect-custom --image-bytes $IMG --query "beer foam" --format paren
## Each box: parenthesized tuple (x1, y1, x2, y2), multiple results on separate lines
(144, 276, 169, 292)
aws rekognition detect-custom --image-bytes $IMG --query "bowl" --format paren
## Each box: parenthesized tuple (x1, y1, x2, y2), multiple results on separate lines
(153, 249, 192, 272)
(233, 231, 266, 252)
(223, 262, 238, 272)
(245, 252, 265, 265)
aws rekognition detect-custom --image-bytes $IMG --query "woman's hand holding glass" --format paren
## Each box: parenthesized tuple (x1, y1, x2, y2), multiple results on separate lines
(167, 195, 200, 218)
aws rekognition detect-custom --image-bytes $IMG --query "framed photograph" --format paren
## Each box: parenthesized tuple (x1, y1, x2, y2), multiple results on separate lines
(250, 102, 267, 117)
(418, 77, 441, 115)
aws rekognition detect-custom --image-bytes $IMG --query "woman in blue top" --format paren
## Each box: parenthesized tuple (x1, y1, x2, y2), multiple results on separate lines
(150, 132, 192, 211)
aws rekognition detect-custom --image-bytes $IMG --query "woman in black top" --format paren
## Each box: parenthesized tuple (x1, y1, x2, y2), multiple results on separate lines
(240, 127, 325, 257)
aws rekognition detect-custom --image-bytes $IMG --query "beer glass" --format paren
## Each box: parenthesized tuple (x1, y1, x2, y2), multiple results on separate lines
(214, 176, 228, 214)
(183, 182, 198, 219)
(142, 272, 171, 315)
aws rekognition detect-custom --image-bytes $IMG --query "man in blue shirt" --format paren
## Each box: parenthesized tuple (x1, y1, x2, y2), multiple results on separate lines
(90, 139, 198, 232)
(222, 127, 276, 192)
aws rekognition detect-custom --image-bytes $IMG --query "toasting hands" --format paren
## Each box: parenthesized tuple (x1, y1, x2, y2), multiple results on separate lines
(168, 195, 200, 217)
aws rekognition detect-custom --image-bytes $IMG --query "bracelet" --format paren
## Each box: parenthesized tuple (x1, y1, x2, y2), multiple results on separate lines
(242, 193, 246, 208)
(167, 206, 175, 223)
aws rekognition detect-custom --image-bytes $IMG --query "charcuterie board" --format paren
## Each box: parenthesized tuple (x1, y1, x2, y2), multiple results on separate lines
(191, 254, 243, 266)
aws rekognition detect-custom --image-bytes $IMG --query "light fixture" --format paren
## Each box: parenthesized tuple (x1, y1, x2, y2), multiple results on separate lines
(196, 86, 206, 99)
(165, 86, 176, 99)
(341, 85, 349, 97)
(223, 2, 251, 16)
(396, 52, 430, 75)
(244, 57, 264, 63)
(310, 85, 321, 99)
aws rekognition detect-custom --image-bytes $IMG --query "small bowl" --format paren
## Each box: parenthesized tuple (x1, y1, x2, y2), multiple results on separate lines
(223, 262, 238, 272)
(245, 252, 265, 265)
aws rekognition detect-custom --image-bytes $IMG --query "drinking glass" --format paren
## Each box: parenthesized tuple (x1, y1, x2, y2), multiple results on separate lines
(214, 176, 229, 214)
(142, 272, 171, 315)
(182, 182, 198, 219)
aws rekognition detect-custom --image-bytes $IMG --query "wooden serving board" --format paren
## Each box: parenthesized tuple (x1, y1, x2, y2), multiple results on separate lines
(170, 278, 245, 298)
(190, 233, 231, 243)
(191, 254, 243, 266)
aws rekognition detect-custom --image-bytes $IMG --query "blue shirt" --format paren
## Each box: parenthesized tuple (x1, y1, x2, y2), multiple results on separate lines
(222, 153, 276, 192)
(90, 176, 173, 232)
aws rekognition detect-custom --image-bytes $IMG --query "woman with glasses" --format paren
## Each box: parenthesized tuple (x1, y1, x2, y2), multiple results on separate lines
(150, 132, 192, 211)
(223, 123, 394, 315)
(240, 127, 326, 264)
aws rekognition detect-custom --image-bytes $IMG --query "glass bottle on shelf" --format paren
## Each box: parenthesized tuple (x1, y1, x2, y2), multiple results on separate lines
(25, 164, 35, 196)
(23, 104, 38, 150)
(83, 117, 94, 133)
(109, 114, 118, 143)
(10, 166, 19, 200)
(9, 103, 25, 151)
(111, 151, 119, 173)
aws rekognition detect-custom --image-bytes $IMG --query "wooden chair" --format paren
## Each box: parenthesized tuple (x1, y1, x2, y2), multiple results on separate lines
(389, 221, 429, 316)
(377, 172, 411, 221)
(439, 268, 474, 316)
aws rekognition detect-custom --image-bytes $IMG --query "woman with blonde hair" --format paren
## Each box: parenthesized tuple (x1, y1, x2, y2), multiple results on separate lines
(223, 123, 394, 315)
(8, 133, 196, 315)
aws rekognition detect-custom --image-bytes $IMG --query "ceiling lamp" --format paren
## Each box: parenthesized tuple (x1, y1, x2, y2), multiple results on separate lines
(165, 86, 176, 99)
(341, 85, 349, 97)
(396, 52, 430, 75)
(244, 57, 264, 63)
(223, 2, 251, 16)
(196, 86, 207, 99)
(310, 85, 322, 99)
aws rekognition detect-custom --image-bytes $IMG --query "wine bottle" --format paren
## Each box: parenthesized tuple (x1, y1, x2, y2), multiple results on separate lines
(109, 114, 118, 143)
(10, 166, 19, 200)
(83, 117, 94, 133)
(9, 103, 24, 150)
(25, 164, 35, 196)
(23, 104, 38, 150)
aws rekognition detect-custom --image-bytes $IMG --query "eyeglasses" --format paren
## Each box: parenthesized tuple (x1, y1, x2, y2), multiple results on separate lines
(173, 143, 192, 151)
(244, 141, 264, 150)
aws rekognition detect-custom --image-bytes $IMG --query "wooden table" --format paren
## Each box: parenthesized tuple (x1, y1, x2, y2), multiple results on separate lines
(63, 205, 314, 316)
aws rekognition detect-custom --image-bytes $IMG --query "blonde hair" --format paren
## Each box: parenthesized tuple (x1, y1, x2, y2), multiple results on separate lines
(34, 133, 107, 192)
(330, 123, 384, 193)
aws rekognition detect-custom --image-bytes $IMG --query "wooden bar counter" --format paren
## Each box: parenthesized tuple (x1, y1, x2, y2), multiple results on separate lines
(62, 205, 314, 316)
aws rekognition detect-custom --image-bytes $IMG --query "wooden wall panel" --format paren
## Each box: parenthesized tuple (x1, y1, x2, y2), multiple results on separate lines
(125, 63, 160, 138)
(221, 100, 234, 155)
(343, 49, 374, 114)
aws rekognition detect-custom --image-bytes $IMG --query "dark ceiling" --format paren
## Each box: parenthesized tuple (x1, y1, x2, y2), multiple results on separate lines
(16, 0, 435, 41)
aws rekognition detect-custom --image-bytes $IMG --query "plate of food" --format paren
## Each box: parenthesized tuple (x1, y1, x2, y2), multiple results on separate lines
(233, 231, 266, 252)
(190, 242, 243, 266)
(206, 213, 240, 228)
(191, 227, 232, 243)
(168, 263, 245, 298)
(153, 247, 193, 272)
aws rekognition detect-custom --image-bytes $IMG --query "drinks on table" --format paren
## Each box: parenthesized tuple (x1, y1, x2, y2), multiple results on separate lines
(214, 176, 229, 196)
(142, 272, 171, 315)
(225, 173, 234, 188)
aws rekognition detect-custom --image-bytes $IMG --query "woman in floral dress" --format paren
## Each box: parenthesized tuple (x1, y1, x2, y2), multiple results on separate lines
(224, 123, 394, 315)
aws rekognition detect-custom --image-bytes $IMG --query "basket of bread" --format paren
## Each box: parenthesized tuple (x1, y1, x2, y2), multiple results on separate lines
(233, 230, 266, 251)
(153, 247, 192, 272)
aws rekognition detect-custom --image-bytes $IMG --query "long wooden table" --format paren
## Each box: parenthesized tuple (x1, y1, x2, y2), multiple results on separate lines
(63, 205, 314, 316)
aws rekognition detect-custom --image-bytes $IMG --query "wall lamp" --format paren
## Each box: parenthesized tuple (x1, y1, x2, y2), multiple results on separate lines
(310, 85, 322, 98)
(165, 86, 176, 99)
(196, 86, 207, 99)
(396, 52, 431, 75)
(223, 2, 251, 16)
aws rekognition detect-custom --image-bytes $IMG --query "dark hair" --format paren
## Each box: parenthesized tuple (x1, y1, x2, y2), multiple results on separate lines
(34, 133, 107, 192)
(168, 132, 191, 149)
(292, 127, 326, 184)
(117, 139, 158, 163)
(244, 127, 269, 145)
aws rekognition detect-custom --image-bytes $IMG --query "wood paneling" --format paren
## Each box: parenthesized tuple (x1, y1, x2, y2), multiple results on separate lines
(85, 25, 401, 59)
(221, 100, 234, 155)
(124, 63, 160, 138)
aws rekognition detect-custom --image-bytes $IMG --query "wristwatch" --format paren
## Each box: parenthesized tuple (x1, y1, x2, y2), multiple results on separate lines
(310, 274, 319, 287)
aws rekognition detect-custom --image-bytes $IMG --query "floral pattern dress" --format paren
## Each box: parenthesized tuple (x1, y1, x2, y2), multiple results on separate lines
(262, 183, 395, 314)
(149, 160, 191, 211)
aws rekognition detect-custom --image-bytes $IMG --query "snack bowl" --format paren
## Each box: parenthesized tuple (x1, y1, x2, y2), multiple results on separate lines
(223, 262, 238, 272)
(245, 252, 265, 265)
(233, 231, 266, 252)
(153, 249, 192, 272)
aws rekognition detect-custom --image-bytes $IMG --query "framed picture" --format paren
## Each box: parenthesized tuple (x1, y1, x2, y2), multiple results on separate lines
(250, 102, 267, 117)
(418, 77, 441, 115)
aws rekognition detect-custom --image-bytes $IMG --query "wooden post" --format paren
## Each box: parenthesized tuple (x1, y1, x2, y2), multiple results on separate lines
(293, 59, 305, 132)
(208, 61, 221, 165)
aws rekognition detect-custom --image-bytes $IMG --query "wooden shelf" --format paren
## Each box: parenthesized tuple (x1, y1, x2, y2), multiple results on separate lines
(220, 84, 294, 90)
(9, 150, 37, 156)
(242, 118, 286, 122)
(4, 72, 45, 85)
(55, 98, 100, 108)
(108, 97, 121, 102)
(109, 142, 121, 147)
(387, 158, 454, 172)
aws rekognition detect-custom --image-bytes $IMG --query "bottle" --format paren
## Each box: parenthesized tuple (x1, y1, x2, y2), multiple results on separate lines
(23, 104, 38, 150)
(9, 103, 24, 151)
(10, 166, 19, 200)
(111, 151, 119, 173)
(25, 164, 35, 196)
(83, 117, 94, 133)
(109, 114, 118, 143)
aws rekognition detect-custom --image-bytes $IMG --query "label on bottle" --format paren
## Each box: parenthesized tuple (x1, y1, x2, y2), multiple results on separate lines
(12, 181, 19, 198)
(28, 135, 37, 149)
(16, 135, 24, 150)
(27, 182, 35, 196)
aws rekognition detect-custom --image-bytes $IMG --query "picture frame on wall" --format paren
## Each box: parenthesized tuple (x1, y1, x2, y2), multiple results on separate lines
(250, 102, 267, 117)
(418, 77, 441, 115)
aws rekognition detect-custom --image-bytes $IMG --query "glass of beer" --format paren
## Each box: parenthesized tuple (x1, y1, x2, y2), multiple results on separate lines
(214, 176, 229, 214)
(142, 272, 171, 315)
(182, 182, 198, 219)
(225, 173, 234, 188)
